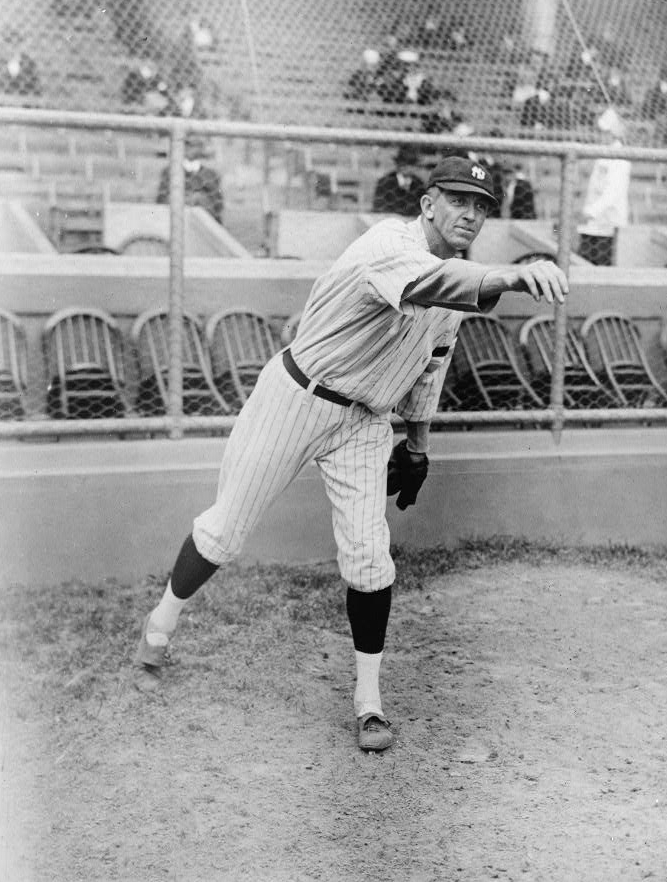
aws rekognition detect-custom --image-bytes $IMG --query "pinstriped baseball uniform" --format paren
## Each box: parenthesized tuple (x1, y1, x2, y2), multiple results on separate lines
(193, 216, 494, 591)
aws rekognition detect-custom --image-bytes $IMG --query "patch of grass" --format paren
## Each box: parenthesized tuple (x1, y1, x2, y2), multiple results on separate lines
(3, 537, 667, 707)
(392, 537, 667, 591)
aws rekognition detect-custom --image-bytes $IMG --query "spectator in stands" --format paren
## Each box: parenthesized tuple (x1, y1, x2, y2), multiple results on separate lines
(519, 86, 552, 130)
(372, 144, 425, 216)
(644, 68, 667, 117)
(604, 65, 632, 108)
(0, 31, 40, 96)
(577, 108, 631, 266)
(167, 25, 204, 117)
(378, 50, 441, 106)
(374, 39, 427, 105)
(122, 59, 174, 113)
(157, 138, 224, 225)
(189, 17, 215, 51)
(506, 165, 537, 220)
(445, 16, 473, 52)
(415, 12, 440, 49)
(344, 49, 381, 102)
(642, 66, 667, 141)
(566, 44, 600, 84)
(420, 89, 464, 137)
(375, 33, 403, 89)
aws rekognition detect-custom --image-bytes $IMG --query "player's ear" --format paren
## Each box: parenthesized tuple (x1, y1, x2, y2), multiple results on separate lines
(420, 191, 435, 220)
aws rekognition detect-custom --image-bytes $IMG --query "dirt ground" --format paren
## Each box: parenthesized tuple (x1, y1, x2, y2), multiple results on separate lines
(2, 542, 667, 882)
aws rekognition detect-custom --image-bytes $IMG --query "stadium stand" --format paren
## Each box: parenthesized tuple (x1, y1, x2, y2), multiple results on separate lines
(0, 0, 667, 431)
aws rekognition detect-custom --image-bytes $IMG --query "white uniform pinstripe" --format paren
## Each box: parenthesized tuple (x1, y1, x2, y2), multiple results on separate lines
(193, 217, 494, 591)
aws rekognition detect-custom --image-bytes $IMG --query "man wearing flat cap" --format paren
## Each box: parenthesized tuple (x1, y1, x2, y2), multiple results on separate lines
(135, 153, 568, 754)
(372, 144, 425, 215)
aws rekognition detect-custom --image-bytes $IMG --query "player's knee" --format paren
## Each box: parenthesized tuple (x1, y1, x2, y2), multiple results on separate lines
(338, 552, 395, 594)
(192, 514, 246, 565)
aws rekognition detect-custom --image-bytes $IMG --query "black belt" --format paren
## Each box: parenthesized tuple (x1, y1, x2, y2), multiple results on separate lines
(282, 349, 352, 407)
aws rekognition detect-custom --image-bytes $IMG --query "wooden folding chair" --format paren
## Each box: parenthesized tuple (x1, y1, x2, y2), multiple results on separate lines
(512, 252, 557, 265)
(450, 314, 544, 410)
(0, 307, 28, 419)
(205, 308, 279, 411)
(519, 315, 621, 408)
(43, 306, 129, 419)
(580, 311, 667, 407)
(118, 234, 170, 256)
(437, 380, 463, 412)
(131, 307, 230, 416)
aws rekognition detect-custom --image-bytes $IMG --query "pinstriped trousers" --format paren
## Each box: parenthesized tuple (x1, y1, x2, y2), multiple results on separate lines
(193, 352, 396, 592)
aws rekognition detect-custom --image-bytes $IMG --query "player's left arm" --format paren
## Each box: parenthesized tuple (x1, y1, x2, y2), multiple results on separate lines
(388, 350, 454, 509)
(386, 430, 430, 510)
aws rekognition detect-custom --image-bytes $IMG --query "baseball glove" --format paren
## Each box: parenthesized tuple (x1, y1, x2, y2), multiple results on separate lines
(387, 439, 429, 510)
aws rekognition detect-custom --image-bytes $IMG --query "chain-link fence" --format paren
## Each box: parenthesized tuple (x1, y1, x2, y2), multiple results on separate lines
(1, 3, 667, 252)
(1, 0, 667, 437)
(2, 110, 667, 441)
(2, 0, 667, 145)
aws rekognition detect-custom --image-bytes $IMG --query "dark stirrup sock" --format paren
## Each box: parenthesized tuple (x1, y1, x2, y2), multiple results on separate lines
(170, 533, 219, 599)
(346, 585, 392, 654)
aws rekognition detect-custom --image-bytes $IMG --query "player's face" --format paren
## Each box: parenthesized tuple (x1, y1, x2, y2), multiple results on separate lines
(428, 188, 491, 254)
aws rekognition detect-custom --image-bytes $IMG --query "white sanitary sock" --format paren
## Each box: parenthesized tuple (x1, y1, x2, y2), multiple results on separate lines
(147, 580, 186, 643)
(354, 650, 384, 718)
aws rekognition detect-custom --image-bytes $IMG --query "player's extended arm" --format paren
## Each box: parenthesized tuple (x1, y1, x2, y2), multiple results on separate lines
(403, 258, 568, 311)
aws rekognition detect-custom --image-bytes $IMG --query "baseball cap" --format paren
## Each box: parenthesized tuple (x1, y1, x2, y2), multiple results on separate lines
(425, 156, 498, 208)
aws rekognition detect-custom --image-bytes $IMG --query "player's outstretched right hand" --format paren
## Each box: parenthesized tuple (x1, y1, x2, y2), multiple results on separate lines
(513, 259, 569, 305)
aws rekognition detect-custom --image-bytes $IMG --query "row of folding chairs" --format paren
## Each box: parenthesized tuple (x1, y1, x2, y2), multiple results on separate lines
(2, 306, 667, 421)
(0, 305, 280, 420)
(442, 312, 667, 411)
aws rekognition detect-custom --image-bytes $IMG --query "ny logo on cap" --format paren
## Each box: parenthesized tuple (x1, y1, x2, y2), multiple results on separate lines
(471, 165, 486, 180)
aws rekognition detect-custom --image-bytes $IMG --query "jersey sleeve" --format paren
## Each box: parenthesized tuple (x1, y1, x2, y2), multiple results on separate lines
(401, 257, 501, 313)
(366, 248, 442, 311)
(394, 347, 455, 422)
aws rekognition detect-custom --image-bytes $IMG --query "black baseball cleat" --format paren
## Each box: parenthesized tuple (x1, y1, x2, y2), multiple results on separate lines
(357, 713, 394, 751)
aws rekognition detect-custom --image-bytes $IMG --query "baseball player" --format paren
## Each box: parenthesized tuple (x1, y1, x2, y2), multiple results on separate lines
(135, 154, 568, 752)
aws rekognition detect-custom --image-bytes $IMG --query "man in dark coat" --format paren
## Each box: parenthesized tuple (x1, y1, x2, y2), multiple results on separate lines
(372, 145, 425, 216)
(157, 138, 224, 224)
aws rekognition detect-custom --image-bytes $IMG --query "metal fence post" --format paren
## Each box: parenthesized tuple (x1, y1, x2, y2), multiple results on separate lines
(168, 123, 186, 439)
(552, 149, 577, 443)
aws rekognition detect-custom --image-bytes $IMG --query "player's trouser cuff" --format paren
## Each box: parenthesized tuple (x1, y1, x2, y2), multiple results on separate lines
(191, 521, 241, 566)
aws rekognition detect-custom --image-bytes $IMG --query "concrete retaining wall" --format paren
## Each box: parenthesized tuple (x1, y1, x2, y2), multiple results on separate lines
(2, 428, 666, 587)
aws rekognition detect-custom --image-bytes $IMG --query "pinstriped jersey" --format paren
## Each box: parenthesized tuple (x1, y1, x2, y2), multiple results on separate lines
(290, 216, 493, 418)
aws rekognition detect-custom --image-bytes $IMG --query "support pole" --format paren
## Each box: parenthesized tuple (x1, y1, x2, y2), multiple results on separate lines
(168, 124, 186, 439)
(551, 150, 577, 443)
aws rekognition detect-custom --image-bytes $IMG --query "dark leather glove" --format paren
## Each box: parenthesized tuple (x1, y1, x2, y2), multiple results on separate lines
(386, 439, 429, 510)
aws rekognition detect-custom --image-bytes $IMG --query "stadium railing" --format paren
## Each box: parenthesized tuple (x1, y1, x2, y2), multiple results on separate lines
(1, 106, 667, 441)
